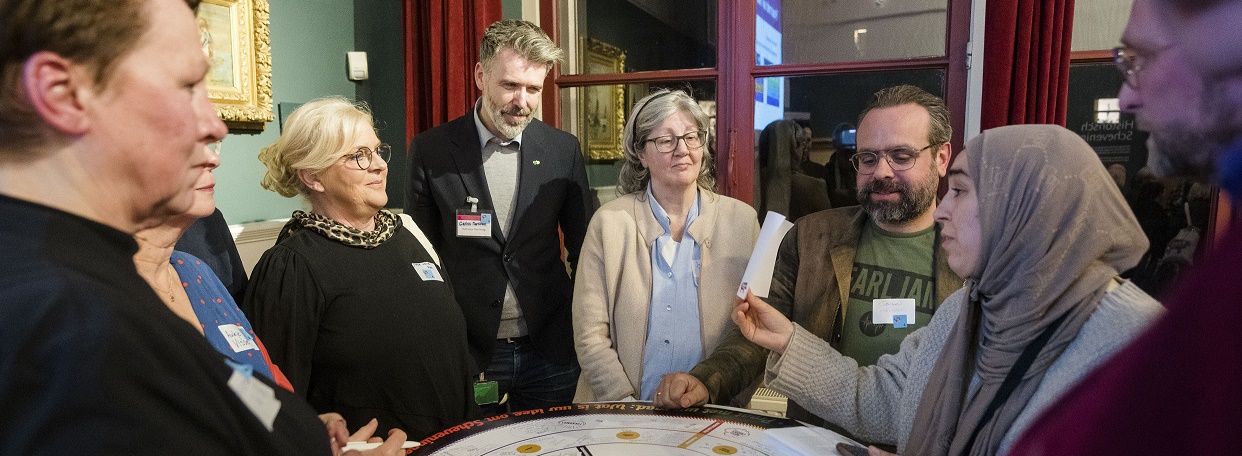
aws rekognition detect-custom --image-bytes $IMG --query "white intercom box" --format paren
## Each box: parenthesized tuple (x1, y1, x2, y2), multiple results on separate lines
(347, 51, 368, 81)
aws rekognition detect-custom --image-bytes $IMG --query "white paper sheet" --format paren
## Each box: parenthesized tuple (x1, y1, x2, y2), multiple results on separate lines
(762, 425, 861, 456)
(342, 441, 420, 451)
(736, 211, 794, 299)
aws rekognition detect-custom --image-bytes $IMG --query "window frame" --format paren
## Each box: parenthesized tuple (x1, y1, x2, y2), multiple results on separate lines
(542, 0, 972, 204)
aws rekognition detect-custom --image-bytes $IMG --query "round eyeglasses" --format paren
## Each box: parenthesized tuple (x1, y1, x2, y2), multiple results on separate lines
(643, 130, 707, 154)
(849, 144, 935, 174)
(1113, 46, 1145, 89)
(345, 144, 391, 170)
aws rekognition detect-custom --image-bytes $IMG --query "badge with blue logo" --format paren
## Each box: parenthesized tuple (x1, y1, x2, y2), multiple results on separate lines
(412, 262, 443, 282)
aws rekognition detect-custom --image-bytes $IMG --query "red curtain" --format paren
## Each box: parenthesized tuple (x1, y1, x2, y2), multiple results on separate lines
(404, 0, 503, 144)
(981, 0, 1075, 129)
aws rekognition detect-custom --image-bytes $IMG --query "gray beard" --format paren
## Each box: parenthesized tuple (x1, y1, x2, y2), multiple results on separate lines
(491, 114, 530, 139)
(483, 99, 534, 139)
(1150, 77, 1239, 181)
(857, 171, 938, 226)
(1147, 128, 1222, 182)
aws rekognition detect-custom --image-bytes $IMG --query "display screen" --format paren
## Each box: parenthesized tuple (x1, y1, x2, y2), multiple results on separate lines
(754, 0, 784, 130)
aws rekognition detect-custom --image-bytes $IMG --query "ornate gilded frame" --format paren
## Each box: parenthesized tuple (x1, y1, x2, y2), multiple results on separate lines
(581, 38, 626, 160)
(196, 0, 274, 134)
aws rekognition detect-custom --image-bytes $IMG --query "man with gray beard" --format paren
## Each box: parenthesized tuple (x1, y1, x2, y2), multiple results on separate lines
(406, 20, 595, 414)
(656, 86, 961, 445)
(1008, 0, 1242, 453)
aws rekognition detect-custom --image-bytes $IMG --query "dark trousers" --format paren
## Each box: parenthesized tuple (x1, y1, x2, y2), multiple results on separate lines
(480, 336, 579, 416)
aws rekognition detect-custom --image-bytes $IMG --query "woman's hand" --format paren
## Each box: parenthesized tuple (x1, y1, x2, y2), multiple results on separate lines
(732, 290, 795, 355)
(320, 414, 410, 456)
(320, 413, 351, 455)
(654, 372, 709, 409)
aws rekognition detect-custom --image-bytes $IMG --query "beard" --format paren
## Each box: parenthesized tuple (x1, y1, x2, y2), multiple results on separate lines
(482, 95, 535, 139)
(856, 166, 938, 226)
(1146, 126, 1226, 181)
(1147, 79, 1237, 181)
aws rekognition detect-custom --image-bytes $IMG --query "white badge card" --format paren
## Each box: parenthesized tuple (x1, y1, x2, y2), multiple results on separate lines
(455, 210, 493, 238)
(872, 298, 917, 325)
(218, 324, 259, 353)
(227, 366, 281, 431)
(412, 262, 444, 282)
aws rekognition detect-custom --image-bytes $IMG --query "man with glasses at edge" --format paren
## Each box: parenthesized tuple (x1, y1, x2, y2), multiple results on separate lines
(656, 84, 961, 446)
(1009, 0, 1242, 453)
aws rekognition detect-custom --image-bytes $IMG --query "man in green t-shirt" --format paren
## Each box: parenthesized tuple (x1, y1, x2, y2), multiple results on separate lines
(839, 222, 939, 366)
(655, 85, 962, 430)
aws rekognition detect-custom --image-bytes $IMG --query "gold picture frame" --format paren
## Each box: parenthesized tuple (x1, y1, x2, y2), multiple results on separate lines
(581, 38, 626, 161)
(196, 0, 274, 134)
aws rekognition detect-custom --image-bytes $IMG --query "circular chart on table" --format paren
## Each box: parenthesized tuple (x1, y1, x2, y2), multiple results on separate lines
(412, 402, 805, 456)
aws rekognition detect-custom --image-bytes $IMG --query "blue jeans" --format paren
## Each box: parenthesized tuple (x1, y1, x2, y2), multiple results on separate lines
(481, 337, 579, 415)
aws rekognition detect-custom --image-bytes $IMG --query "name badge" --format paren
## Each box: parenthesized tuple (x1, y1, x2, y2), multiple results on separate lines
(225, 360, 281, 432)
(474, 380, 499, 405)
(872, 298, 917, 325)
(456, 211, 493, 238)
(218, 324, 259, 353)
(412, 262, 443, 282)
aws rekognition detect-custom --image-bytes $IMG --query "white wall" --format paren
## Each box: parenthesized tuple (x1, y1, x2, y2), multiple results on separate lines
(1073, 0, 1134, 51)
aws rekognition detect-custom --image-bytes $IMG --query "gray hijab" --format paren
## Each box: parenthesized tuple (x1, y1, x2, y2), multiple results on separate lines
(905, 124, 1148, 456)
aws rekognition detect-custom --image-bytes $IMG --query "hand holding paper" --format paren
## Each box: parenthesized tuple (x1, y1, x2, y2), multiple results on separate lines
(733, 290, 795, 355)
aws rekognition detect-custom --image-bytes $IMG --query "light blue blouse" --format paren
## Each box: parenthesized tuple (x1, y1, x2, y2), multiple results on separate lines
(640, 185, 704, 400)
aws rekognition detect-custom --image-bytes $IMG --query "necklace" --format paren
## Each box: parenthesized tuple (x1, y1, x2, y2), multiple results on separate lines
(151, 265, 178, 303)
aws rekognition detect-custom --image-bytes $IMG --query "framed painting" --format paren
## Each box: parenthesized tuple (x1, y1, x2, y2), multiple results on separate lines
(197, 0, 274, 134)
(581, 38, 626, 161)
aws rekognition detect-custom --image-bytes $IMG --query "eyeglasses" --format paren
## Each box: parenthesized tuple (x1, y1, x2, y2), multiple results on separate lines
(643, 130, 707, 154)
(849, 144, 935, 174)
(344, 143, 391, 170)
(1113, 45, 1151, 89)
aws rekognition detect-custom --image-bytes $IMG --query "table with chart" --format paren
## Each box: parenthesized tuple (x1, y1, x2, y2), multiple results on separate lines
(411, 402, 814, 456)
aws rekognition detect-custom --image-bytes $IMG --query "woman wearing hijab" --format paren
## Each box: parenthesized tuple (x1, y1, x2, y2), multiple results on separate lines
(732, 124, 1164, 455)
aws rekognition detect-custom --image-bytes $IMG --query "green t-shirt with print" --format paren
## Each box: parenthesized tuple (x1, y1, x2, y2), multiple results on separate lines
(837, 222, 938, 366)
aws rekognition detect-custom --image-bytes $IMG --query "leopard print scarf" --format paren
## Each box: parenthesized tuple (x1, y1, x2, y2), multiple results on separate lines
(277, 209, 398, 249)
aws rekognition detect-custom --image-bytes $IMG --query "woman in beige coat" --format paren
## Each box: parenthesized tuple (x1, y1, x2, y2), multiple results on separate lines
(573, 89, 760, 402)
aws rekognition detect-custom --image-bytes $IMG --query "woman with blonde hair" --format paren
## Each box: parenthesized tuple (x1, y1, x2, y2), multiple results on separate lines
(243, 97, 479, 440)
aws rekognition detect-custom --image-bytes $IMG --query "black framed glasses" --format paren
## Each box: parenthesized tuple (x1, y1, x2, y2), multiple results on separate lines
(643, 130, 707, 154)
(345, 143, 391, 170)
(849, 144, 935, 174)
(1113, 45, 1147, 89)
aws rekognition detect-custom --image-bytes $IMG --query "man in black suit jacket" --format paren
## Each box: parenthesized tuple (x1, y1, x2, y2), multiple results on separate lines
(406, 20, 595, 413)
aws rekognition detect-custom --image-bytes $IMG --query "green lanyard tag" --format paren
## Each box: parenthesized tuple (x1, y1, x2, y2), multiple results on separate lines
(474, 379, 499, 405)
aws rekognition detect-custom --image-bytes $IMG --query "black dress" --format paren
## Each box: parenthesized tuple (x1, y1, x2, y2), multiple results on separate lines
(242, 217, 480, 440)
(0, 195, 329, 455)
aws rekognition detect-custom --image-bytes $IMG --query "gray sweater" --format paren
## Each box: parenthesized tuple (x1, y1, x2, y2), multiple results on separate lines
(766, 281, 1163, 454)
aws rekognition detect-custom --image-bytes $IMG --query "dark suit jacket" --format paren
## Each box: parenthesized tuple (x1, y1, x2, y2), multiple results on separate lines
(176, 208, 248, 305)
(406, 115, 595, 369)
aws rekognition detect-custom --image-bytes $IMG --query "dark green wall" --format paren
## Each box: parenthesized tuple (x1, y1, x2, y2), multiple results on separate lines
(355, 0, 408, 210)
(214, 0, 357, 223)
